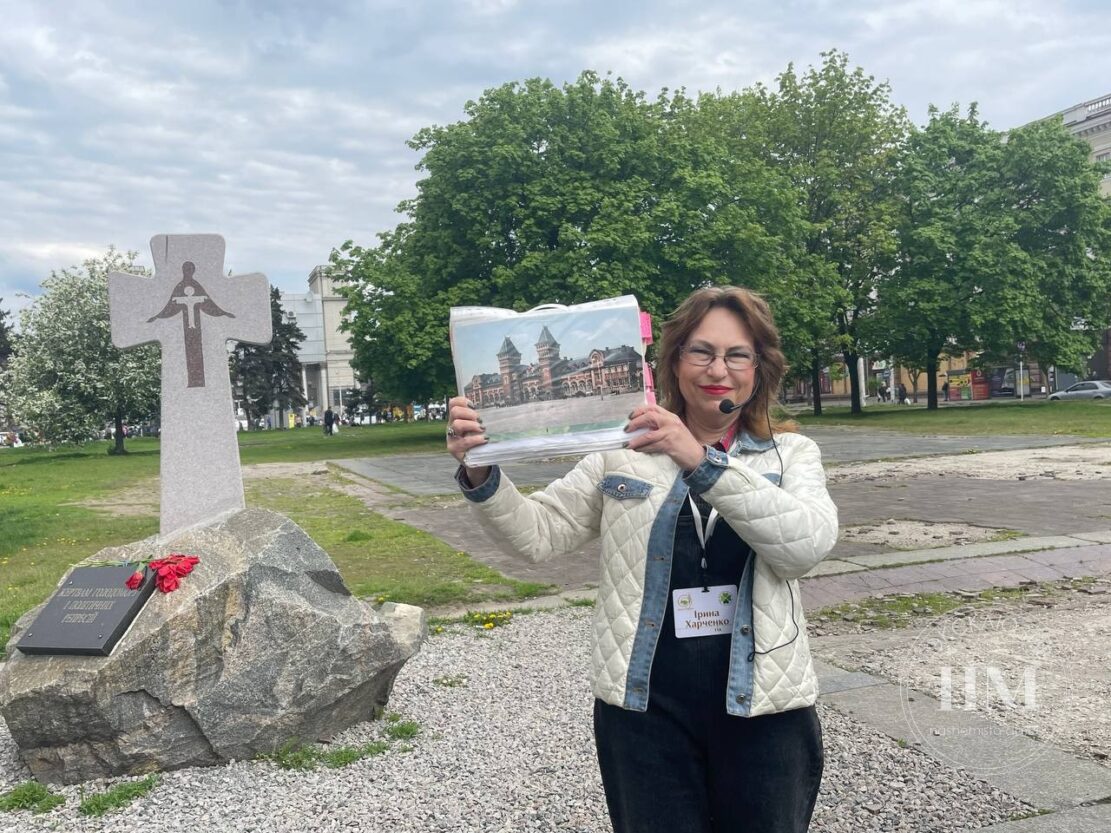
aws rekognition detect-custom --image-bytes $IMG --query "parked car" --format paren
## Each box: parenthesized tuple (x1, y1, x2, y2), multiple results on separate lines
(1048, 380, 1111, 400)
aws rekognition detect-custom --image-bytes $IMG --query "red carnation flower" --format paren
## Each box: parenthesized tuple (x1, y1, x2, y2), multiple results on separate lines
(156, 572, 180, 593)
(124, 553, 200, 593)
(172, 559, 195, 577)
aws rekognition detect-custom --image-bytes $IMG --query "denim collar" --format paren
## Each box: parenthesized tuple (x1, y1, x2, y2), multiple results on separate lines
(734, 430, 776, 453)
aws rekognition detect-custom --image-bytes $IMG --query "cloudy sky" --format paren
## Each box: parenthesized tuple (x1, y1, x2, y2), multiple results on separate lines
(3, 0, 1109, 318)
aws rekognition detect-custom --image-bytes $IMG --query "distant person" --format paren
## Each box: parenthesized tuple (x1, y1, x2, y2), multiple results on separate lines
(324, 407, 335, 436)
(897, 383, 908, 405)
(942, 380, 950, 402)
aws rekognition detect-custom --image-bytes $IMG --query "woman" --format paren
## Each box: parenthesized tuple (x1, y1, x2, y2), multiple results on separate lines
(447, 286, 838, 833)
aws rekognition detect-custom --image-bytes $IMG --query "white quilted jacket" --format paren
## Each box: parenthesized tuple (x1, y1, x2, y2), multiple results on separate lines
(459, 431, 839, 717)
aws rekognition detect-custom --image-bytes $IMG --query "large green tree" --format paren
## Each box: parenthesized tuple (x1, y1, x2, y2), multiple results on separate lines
(685, 90, 833, 400)
(229, 286, 306, 429)
(872, 105, 1015, 409)
(1, 248, 160, 450)
(873, 105, 1111, 409)
(755, 50, 909, 414)
(332, 72, 805, 402)
(982, 117, 1111, 374)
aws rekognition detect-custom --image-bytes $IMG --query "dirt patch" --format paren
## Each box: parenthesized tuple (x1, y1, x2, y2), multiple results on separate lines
(72, 477, 160, 517)
(828, 442, 1111, 483)
(74, 462, 406, 520)
(840, 519, 1007, 550)
(243, 461, 406, 513)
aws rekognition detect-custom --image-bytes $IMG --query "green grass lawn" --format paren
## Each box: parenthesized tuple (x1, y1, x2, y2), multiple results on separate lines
(246, 476, 549, 607)
(795, 399, 1111, 437)
(0, 422, 459, 649)
(236, 422, 446, 464)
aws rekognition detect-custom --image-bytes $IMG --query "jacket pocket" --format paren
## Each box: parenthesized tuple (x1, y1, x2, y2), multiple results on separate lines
(597, 474, 653, 500)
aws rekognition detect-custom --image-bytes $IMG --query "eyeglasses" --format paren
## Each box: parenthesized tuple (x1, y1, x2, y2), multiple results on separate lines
(680, 345, 759, 371)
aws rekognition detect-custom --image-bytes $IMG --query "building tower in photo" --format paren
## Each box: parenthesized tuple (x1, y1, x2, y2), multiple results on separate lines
(536, 326, 560, 398)
(497, 337, 523, 405)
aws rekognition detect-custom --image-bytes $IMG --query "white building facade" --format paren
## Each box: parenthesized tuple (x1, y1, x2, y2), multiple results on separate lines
(280, 266, 358, 420)
(1054, 94, 1111, 379)
(1054, 93, 1111, 196)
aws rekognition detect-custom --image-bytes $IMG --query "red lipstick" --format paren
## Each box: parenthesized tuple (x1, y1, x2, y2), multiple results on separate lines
(700, 385, 731, 395)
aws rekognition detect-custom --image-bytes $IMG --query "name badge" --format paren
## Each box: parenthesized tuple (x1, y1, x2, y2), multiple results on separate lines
(671, 584, 738, 638)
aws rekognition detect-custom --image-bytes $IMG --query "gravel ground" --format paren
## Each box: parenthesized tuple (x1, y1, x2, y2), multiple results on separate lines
(0, 607, 1031, 833)
(816, 586, 1111, 767)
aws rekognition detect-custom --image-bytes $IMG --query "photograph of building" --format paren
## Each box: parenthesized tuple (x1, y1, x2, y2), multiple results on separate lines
(463, 325, 643, 407)
(451, 299, 647, 448)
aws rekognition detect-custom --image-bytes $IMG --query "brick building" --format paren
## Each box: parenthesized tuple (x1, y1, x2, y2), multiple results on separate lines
(465, 326, 642, 407)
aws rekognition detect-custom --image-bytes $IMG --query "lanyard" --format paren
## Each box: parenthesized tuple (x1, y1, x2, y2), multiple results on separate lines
(688, 493, 717, 591)
(687, 423, 738, 588)
(687, 494, 719, 551)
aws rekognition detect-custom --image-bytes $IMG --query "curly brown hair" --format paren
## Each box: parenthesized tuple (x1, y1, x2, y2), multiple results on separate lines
(655, 286, 796, 439)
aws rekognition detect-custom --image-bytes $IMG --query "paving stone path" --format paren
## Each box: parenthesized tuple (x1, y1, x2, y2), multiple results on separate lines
(336, 427, 1111, 596)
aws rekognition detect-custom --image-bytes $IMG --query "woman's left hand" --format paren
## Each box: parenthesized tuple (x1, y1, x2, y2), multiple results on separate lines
(624, 405, 706, 471)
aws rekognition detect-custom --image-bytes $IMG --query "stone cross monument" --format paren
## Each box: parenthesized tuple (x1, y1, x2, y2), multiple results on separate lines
(109, 235, 272, 535)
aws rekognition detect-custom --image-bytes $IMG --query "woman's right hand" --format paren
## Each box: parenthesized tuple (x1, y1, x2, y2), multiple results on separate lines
(447, 396, 491, 486)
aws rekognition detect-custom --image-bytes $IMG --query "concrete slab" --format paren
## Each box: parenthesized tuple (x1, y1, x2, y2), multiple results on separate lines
(1074, 530, 1111, 544)
(803, 427, 1109, 464)
(833, 479, 1111, 542)
(821, 682, 1111, 811)
(813, 658, 886, 695)
(979, 805, 1111, 832)
(843, 537, 1092, 568)
(802, 559, 866, 576)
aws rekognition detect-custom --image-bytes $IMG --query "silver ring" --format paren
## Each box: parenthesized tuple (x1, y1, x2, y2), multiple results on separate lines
(446, 426, 457, 438)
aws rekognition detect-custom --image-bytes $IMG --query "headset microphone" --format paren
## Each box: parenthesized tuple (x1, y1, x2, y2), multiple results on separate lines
(718, 399, 741, 414)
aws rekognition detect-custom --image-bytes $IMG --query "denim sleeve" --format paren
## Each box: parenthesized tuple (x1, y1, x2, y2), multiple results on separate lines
(455, 465, 502, 503)
(682, 445, 730, 495)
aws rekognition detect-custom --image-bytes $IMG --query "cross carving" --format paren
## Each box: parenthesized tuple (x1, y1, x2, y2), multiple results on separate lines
(109, 235, 272, 535)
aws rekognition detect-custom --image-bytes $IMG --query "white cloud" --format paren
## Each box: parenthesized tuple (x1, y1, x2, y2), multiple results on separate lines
(1, 0, 1110, 314)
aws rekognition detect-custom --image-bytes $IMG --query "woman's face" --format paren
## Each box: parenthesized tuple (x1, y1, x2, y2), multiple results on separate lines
(675, 306, 758, 425)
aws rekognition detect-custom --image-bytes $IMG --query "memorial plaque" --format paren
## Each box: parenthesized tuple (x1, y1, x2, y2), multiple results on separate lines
(16, 566, 156, 656)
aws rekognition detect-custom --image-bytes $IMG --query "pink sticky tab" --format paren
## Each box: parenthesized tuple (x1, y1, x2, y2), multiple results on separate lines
(640, 311, 653, 345)
(644, 365, 656, 405)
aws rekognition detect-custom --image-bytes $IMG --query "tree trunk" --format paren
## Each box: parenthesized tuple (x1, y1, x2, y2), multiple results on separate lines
(111, 408, 126, 455)
(810, 351, 823, 417)
(845, 350, 861, 415)
(909, 369, 922, 403)
(926, 352, 939, 410)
